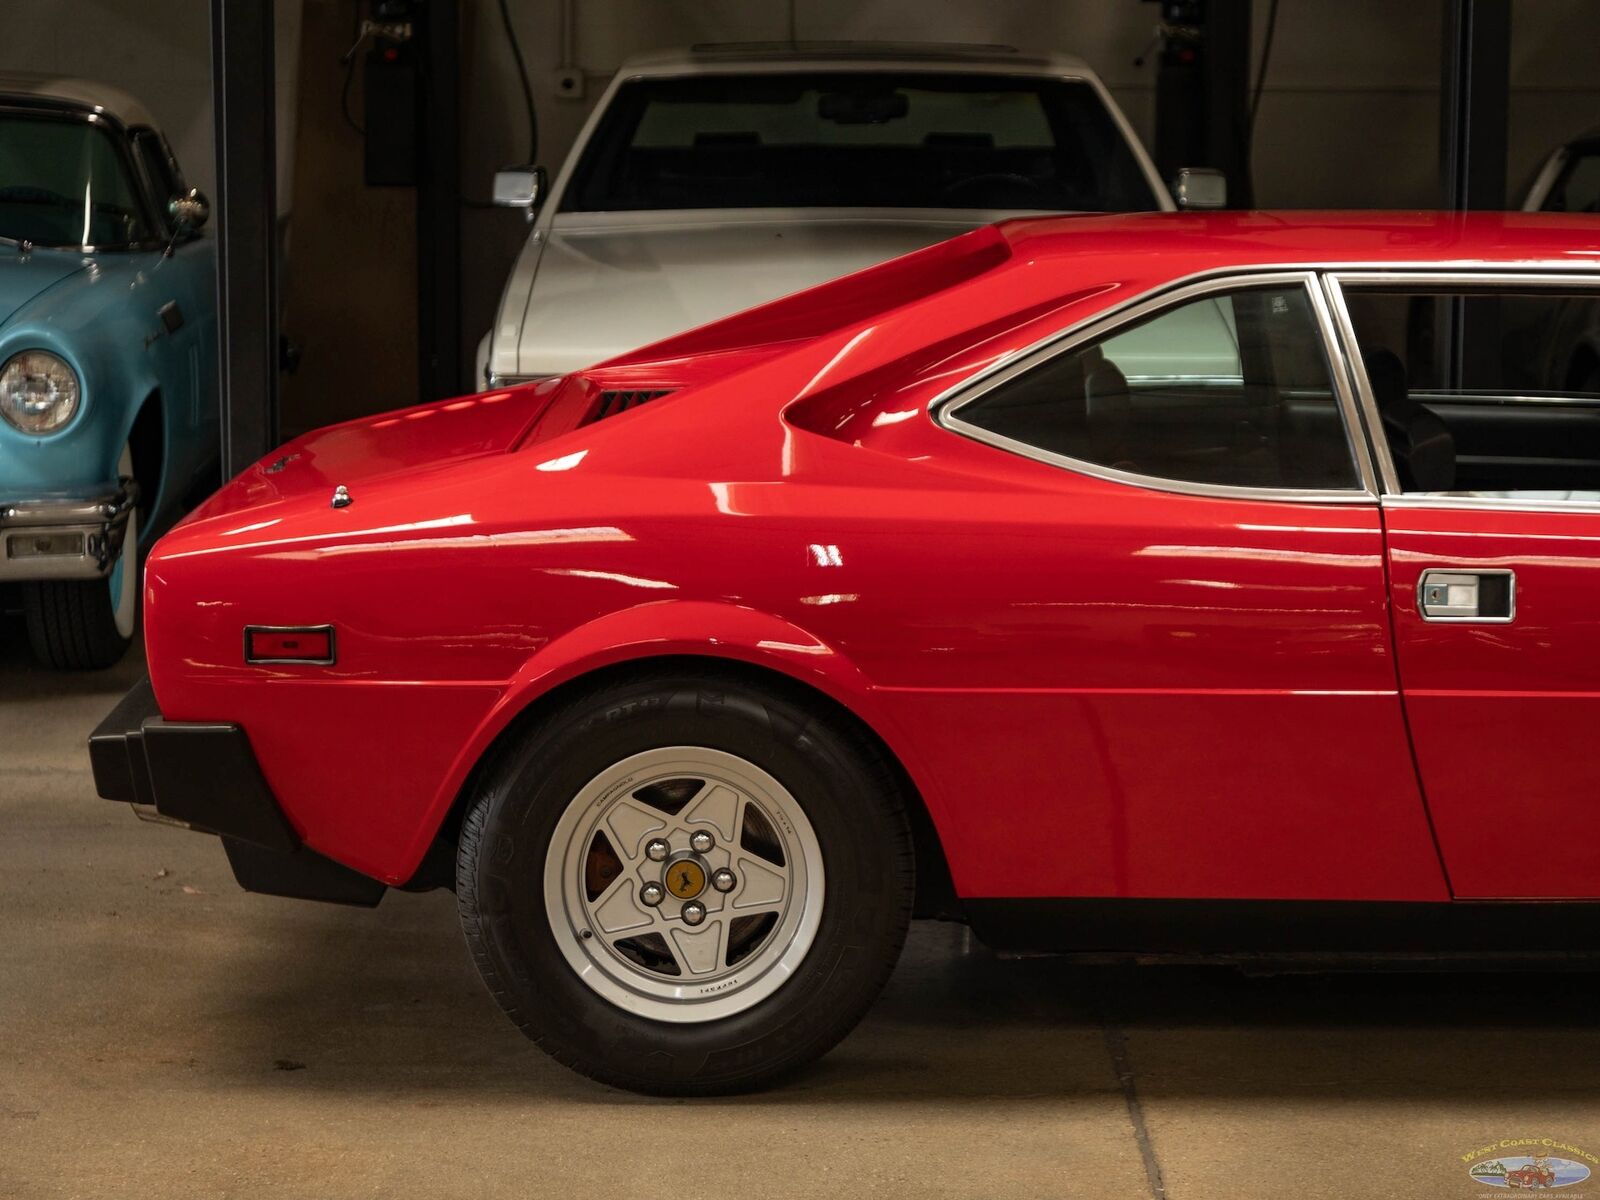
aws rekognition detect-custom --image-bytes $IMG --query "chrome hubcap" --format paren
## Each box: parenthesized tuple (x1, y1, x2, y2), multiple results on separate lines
(544, 746, 824, 1023)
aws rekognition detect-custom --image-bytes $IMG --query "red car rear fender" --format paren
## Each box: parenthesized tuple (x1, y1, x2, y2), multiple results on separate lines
(396, 599, 937, 883)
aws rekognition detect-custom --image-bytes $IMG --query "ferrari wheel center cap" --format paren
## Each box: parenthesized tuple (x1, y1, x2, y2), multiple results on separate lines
(665, 858, 707, 900)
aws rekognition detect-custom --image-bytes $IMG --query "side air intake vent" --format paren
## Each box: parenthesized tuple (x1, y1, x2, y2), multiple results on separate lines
(587, 389, 673, 424)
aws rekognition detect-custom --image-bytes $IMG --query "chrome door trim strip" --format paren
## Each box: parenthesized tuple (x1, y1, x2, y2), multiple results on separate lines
(934, 270, 1380, 505)
(1410, 390, 1600, 407)
(1331, 269, 1600, 290)
(1382, 493, 1600, 517)
(1319, 274, 1401, 495)
(1305, 274, 1382, 498)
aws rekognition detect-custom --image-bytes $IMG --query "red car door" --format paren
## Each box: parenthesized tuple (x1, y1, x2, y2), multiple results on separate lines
(915, 271, 1449, 902)
(1334, 273, 1600, 898)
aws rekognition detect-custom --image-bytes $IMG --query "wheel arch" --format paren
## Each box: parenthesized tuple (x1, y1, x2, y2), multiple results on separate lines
(407, 640, 959, 921)
(126, 387, 165, 526)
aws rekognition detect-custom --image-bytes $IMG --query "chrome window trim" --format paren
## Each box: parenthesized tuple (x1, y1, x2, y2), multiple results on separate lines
(1383, 493, 1600, 517)
(1329, 269, 1600, 289)
(1118, 373, 1246, 385)
(1410, 389, 1600, 407)
(1318, 274, 1400, 496)
(934, 269, 1380, 504)
(1323, 269, 1600, 505)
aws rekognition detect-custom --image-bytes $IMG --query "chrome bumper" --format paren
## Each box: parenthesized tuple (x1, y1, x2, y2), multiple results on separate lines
(0, 478, 138, 582)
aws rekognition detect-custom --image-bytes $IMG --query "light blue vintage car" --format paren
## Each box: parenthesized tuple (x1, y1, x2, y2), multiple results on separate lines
(0, 76, 216, 669)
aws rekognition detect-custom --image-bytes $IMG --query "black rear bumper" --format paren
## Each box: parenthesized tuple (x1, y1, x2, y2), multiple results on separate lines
(89, 679, 384, 906)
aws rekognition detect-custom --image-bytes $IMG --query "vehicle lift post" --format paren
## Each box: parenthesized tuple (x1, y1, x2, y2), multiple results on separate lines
(1439, 0, 1511, 391)
(209, 0, 281, 478)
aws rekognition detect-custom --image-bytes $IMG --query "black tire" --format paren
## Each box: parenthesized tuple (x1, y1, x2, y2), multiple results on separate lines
(22, 578, 132, 670)
(455, 670, 915, 1095)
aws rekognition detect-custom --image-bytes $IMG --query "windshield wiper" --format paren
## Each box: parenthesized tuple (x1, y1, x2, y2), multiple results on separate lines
(0, 234, 34, 251)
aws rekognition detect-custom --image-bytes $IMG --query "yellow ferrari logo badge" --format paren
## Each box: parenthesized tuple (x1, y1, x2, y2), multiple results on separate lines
(665, 860, 707, 900)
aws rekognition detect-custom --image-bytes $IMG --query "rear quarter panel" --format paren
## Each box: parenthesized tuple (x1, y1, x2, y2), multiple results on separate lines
(148, 416, 1441, 903)
(145, 442, 920, 883)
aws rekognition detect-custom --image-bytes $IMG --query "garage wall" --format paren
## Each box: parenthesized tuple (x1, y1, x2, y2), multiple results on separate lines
(0, 1, 304, 213)
(465, 0, 1600, 210)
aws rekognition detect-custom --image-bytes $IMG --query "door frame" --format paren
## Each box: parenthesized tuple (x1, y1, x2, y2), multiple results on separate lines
(1324, 268, 1600, 900)
(1321, 269, 1600, 508)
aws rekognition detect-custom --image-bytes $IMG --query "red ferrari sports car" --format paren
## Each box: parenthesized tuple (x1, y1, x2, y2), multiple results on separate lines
(93, 212, 1600, 1093)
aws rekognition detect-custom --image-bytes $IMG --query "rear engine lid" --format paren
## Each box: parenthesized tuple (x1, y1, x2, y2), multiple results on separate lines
(188, 381, 560, 522)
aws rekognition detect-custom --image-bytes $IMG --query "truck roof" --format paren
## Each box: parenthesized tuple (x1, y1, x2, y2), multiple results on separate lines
(617, 42, 1095, 76)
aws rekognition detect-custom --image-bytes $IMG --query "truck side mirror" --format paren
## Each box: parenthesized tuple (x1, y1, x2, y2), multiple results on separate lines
(1172, 168, 1228, 210)
(493, 165, 549, 222)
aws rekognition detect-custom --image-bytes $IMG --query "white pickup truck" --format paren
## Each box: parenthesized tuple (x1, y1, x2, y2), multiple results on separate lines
(479, 41, 1220, 388)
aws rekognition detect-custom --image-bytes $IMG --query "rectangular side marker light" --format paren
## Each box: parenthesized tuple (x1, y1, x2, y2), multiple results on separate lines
(6, 532, 87, 558)
(244, 625, 336, 665)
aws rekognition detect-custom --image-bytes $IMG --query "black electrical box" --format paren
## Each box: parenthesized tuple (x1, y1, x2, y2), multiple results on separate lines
(363, 45, 417, 185)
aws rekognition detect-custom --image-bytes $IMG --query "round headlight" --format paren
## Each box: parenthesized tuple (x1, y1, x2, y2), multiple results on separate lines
(0, 351, 81, 434)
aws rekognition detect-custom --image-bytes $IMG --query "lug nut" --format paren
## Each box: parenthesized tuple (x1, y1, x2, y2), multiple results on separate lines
(645, 838, 670, 862)
(681, 901, 707, 926)
(711, 868, 737, 893)
(689, 830, 714, 853)
(640, 881, 665, 907)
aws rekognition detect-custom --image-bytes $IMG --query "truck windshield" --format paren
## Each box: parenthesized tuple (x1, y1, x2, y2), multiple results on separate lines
(0, 113, 152, 248)
(562, 72, 1159, 213)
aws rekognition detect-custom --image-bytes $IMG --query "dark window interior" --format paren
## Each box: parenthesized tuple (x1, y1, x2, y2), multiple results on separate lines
(1539, 142, 1600, 214)
(0, 113, 151, 247)
(562, 72, 1158, 213)
(132, 129, 184, 226)
(955, 285, 1359, 490)
(1343, 287, 1600, 493)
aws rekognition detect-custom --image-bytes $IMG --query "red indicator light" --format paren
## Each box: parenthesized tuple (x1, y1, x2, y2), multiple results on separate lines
(245, 626, 335, 664)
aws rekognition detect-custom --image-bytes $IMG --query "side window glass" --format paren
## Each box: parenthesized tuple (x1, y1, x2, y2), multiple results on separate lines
(1343, 286, 1600, 495)
(0, 114, 152, 246)
(952, 284, 1359, 490)
(132, 130, 182, 224)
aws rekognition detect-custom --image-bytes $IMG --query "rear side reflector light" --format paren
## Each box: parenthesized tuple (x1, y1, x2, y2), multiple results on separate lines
(244, 625, 336, 665)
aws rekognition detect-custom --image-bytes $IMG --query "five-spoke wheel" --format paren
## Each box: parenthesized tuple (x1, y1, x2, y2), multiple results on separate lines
(455, 671, 915, 1094)
(547, 746, 823, 1021)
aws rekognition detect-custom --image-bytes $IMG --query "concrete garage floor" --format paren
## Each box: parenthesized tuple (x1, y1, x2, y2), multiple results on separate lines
(5, 632, 1600, 1200)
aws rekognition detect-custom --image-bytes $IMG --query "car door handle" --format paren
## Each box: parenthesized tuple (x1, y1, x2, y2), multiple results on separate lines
(1417, 569, 1516, 622)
